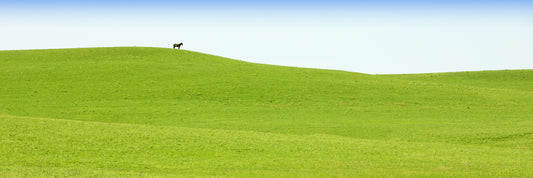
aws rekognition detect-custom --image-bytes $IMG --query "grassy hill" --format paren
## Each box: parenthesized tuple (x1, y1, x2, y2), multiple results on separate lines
(1, 47, 532, 177)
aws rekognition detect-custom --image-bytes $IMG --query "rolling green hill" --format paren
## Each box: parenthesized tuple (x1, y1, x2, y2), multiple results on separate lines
(1, 47, 532, 177)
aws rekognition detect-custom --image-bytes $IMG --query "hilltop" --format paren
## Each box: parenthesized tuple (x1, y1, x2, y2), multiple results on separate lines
(1, 47, 532, 177)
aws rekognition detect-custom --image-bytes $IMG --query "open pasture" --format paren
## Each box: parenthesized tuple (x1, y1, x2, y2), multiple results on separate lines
(1, 47, 532, 177)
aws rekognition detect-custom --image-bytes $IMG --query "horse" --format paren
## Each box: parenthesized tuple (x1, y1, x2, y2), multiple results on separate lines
(173, 43, 183, 49)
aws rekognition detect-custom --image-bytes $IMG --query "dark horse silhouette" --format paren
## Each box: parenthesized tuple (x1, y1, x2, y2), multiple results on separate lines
(173, 43, 183, 49)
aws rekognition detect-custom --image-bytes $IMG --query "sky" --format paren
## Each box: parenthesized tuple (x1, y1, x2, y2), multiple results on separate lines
(1, 0, 532, 74)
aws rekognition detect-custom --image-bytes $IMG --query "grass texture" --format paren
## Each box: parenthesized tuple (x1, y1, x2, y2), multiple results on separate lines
(1, 47, 532, 177)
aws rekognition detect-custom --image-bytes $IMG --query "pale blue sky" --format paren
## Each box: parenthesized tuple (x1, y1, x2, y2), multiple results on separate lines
(1, 0, 532, 74)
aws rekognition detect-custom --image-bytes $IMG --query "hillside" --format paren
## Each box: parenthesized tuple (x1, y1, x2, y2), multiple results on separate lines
(1, 47, 532, 177)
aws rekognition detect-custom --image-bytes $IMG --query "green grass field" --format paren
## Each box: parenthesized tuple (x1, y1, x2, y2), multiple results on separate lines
(1, 47, 532, 177)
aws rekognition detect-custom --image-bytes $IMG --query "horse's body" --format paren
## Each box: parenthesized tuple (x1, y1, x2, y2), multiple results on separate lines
(173, 43, 183, 49)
